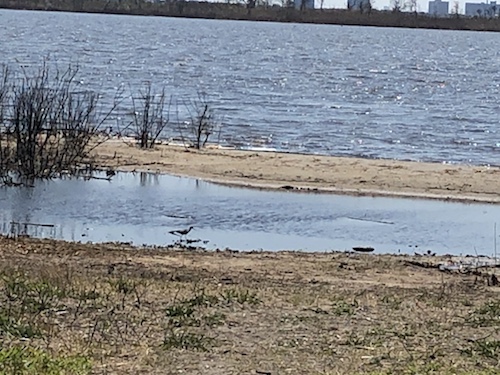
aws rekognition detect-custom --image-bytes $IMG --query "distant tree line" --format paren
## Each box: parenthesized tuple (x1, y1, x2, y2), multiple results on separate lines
(3, 0, 500, 32)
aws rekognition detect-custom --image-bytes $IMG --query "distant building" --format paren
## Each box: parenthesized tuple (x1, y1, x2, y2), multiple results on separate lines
(294, 0, 314, 9)
(465, 1, 499, 16)
(428, 0, 449, 16)
(348, 0, 372, 11)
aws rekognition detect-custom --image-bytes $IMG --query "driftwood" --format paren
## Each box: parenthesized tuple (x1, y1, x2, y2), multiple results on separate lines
(405, 260, 439, 269)
(10, 221, 55, 228)
(82, 175, 112, 181)
(9, 221, 56, 239)
(347, 216, 394, 225)
(352, 246, 375, 253)
(406, 259, 499, 286)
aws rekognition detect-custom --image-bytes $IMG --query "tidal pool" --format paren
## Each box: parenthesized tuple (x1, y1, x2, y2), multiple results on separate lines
(0, 172, 499, 255)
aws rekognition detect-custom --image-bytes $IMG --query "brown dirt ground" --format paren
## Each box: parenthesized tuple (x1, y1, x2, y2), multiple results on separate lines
(91, 140, 500, 204)
(1, 236, 499, 374)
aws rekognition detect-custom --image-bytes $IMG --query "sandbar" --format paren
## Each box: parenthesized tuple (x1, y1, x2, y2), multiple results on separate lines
(92, 140, 500, 203)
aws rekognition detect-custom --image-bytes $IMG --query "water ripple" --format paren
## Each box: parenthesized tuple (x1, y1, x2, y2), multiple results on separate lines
(2, 10, 500, 165)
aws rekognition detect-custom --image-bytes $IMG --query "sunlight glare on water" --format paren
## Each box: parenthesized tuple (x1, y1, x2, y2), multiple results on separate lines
(1, 9, 500, 165)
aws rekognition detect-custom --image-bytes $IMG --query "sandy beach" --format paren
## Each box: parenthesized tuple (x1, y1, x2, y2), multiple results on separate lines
(92, 140, 500, 203)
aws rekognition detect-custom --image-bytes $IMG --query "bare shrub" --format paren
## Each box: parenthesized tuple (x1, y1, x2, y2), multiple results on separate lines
(0, 63, 118, 183)
(183, 94, 221, 150)
(0, 66, 8, 128)
(0, 67, 11, 180)
(128, 82, 170, 149)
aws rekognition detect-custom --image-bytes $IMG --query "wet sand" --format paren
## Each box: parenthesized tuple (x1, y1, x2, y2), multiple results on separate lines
(92, 140, 500, 203)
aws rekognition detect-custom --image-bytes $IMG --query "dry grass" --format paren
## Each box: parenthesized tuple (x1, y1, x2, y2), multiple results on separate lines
(0, 236, 499, 374)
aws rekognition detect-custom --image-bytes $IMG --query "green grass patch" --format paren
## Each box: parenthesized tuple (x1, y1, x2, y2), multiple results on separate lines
(0, 313, 40, 338)
(464, 339, 500, 360)
(2, 272, 65, 313)
(0, 346, 91, 375)
(467, 300, 500, 327)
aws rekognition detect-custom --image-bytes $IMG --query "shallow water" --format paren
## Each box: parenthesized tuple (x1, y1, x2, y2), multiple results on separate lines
(1, 10, 500, 165)
(0, 172, 499, 255)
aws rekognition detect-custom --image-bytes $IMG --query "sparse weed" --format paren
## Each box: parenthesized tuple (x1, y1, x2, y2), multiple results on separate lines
(202, 312, 226, 327)
(464, 339, 500, 360)
(403, 361, 443, 374)
(2, 272, 64, 313)
(165, 303, 196, 327)
(109, 276, 137, 295)
(166, 303, 195, 319)
(467, 300, 500, 327)
(165, 288, 218, 327)
(160, 288, 236, 351)
(0, 272, 67, 339)
(343, 332, 367, 347)
(416, 289, 448, 308)
(72, 287, 101, 302)
(184, 291, 219, 308)
(108, 276, 147, 310)
(289, 314, 320, 324)
(331, 298, 358, 316)
(28, 280, 64, 313)
(381, 294, 403, 310)
(163, 289, 227, 346)
(2, 272, 29, 301)
(0, 311, 41, 338)
(220, 288, 261, 305)
(163, 329, 214, 351)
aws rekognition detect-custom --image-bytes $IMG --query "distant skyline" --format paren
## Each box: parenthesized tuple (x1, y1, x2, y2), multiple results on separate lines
(316, 0, 480, 12)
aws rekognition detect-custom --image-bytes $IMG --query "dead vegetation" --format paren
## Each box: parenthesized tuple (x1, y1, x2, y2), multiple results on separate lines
(0, 236, 499, 374)
(127, 82, 170, 149)
(0, 63, 118, 184)
(0, 63, 225, 185)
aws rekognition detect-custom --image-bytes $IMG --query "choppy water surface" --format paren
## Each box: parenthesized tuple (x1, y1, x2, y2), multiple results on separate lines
(0, 172, 499, 255)
(1, 9, 500, 164)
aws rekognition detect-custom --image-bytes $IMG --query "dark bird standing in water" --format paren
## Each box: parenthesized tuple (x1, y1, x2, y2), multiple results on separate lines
(169, 226, 194, 238)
